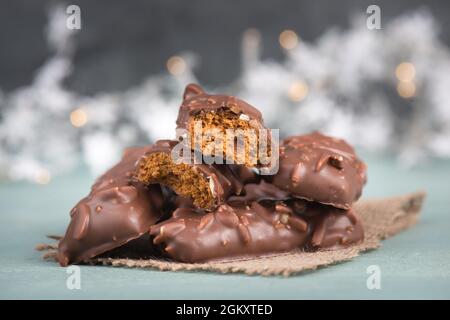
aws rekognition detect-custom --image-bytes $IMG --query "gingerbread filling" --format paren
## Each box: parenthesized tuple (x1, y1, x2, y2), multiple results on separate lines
(187, 108, 269, 167)
(136, 152, 214, 209)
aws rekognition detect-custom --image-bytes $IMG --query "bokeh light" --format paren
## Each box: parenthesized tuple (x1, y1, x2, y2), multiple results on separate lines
(288, 80, 309, 102)
(166, 56, 186, 76)
(279, 29, 299, 50)
(70, 108, 88, 127)
(395, 62, 416, 82)
(397, 81, 416, 99)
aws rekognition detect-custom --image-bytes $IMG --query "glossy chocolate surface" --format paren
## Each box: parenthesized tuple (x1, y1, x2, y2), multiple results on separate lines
(149, 201, 311, 262)
(176, 84, 264, 130)
(311, 209, 364, 249)
(227, 179, 290, 205)
(58, 146, 164, 266)
(270, 132, 367, 209)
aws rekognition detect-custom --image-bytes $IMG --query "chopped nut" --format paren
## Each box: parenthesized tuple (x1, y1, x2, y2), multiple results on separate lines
(328, 155, 344, 170)
(239, 113, 250, 121)
(280, 213, 290, 225)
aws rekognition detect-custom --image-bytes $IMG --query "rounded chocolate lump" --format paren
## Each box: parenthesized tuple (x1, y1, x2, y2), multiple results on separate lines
(58, 146, 164, 266)
(269, 132, 367, 209)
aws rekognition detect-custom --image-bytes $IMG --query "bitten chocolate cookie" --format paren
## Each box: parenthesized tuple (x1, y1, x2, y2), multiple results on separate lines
(58, 146, 165, 266)
(149, 201, 310, 262)
(134, 140, 245, 210)
(270, 132, 367, 209)
(311, 209, 364, 249)
(176, 84, 272, 167)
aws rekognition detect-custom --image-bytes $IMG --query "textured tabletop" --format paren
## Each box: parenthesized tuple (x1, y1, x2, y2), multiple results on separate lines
(1, 153, 449, 299)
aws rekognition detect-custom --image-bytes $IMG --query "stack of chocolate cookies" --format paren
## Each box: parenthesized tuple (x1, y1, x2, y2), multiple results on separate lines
(58, 84, 367, 266)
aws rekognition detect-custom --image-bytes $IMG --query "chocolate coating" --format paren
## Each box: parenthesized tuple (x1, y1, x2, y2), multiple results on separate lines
(58, 146, 165, 266)
(176, 84, 264, 130)
(227, 179, 290, 205)
(270, 132, 367, 209)
(135, 140, 246, 210)
(311, 209, 364, 249)
(149, 201, 311, 262)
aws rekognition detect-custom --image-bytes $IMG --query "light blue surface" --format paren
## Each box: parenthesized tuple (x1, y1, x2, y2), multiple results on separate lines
(1, 153, 449, 299)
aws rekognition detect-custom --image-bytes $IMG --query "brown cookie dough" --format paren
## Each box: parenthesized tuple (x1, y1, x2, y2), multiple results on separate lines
(176, 84, 272, 167)
(134, 140, 245, 210)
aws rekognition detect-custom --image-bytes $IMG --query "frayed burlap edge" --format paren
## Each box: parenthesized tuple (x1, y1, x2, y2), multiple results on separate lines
(37, 191, 426, 277)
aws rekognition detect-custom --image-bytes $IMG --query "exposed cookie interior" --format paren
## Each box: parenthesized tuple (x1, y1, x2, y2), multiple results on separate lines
(187, 108, 269, 167)
(136, 152, 214, 209)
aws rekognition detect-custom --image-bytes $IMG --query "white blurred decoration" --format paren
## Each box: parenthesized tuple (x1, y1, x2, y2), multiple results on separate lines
(240, 10, 450, 164)
(1, 6, 450, 182)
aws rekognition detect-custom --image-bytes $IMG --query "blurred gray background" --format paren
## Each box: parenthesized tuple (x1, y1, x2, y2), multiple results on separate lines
(1, 0, 449, 95)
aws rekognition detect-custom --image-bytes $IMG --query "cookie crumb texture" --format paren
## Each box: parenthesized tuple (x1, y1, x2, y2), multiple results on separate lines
(188, 108, 267, 167)
(136, 152, 214, 209)
(177, 84, 271, 167)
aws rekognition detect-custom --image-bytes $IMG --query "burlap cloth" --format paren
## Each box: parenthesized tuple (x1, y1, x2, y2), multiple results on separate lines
(37, 191, 426, 276)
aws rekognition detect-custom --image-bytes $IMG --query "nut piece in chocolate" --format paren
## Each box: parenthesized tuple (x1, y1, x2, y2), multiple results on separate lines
(58, 146, 165, 266)
(176, 84, 273, 168)
(149, 201, 310, 263)
(270, 132, 367, 209)
(311, 209, 364, 249)
(134, 140, 245, 210)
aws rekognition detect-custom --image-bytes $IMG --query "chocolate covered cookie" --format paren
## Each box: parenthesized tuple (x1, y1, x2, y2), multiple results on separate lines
(134, 140, 245, 210)
(227, 179, 290, 205)
(149, 201, 310, 262)
(311, 209, 364, 249)
(176, 84, 273, 167)
(270, 132, 367, 209)
(58, 146, 165, 266)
